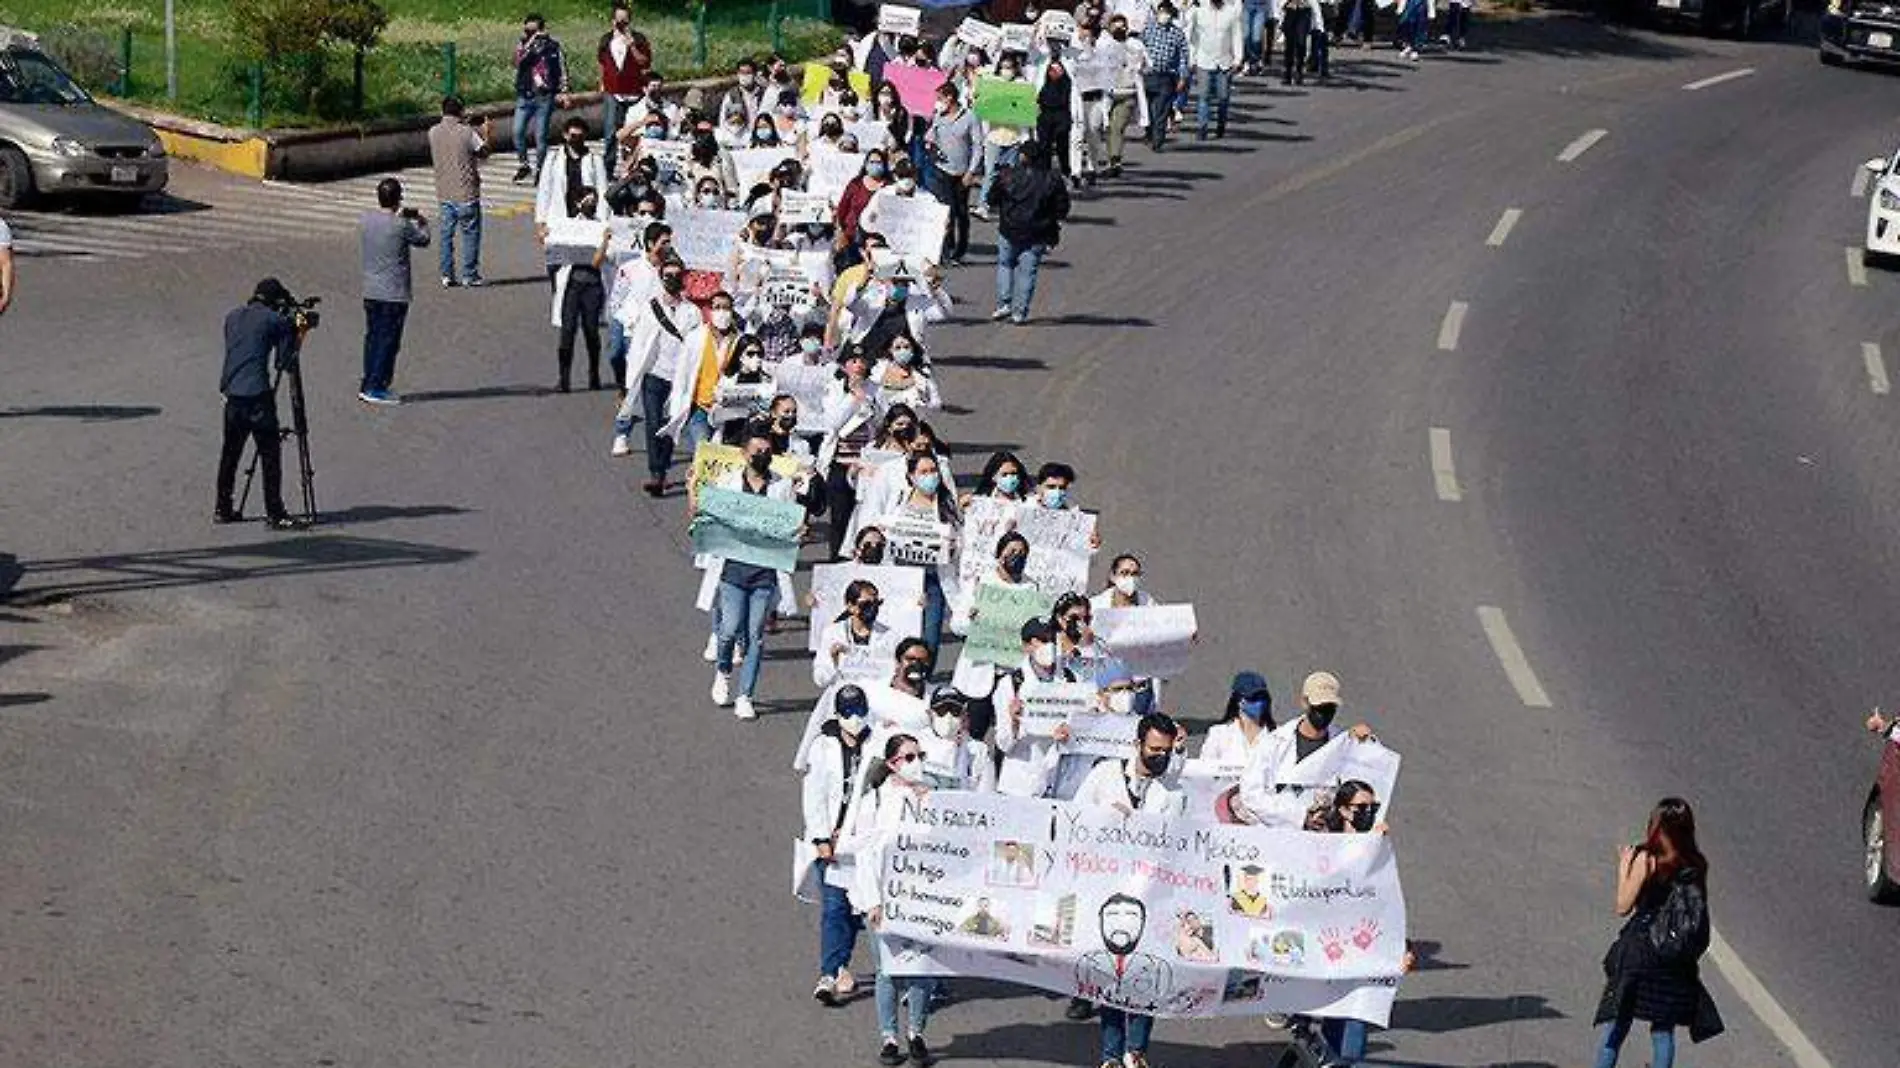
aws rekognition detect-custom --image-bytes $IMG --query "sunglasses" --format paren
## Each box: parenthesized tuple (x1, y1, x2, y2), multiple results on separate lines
(855, 600, 882, 611)
(895, 752, 921, 764)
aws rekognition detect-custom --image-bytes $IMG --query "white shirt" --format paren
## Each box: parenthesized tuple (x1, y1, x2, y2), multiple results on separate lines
(812, 617, 896, 689)
(1185, 1, 1245, 71)
(1236, 717, 1347, 828)
(1074, 758, 1186, 816)
(1199, 719, 1268, 769)
(623, 293, 702, 387)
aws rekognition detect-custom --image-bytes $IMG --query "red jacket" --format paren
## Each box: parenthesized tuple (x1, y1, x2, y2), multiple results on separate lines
(598, 31, 652, 97)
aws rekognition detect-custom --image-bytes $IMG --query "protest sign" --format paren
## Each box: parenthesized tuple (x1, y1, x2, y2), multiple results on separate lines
(778, 189, 832, 226)
(641, 139, 692, 188)
(808, 149, 867, 200)
(1014, 506, 1096, 598)
(1038, 10, 1078, 41)
(731, 146, 796, 195)
(690, 485, 805, 572)
(850, 69, 873, 99)
(863, 792, 1408, 1020)
(872, 194, 951, 265)
(956, 16, 1003, 52)
(690, 441, 803, 497)
(668, 206, 745, 271)
(801, 62, 832, 103)
(885, 64, 948, 117)
(1276, 739, 1404, 821)
(1016, 678, 1098, 736)
(1059, 709, 1142, 759)
(711, 380, 776, 426)
(808, 562, 926, 652)
(771, 361, 834, 434)
(1094, 604, 1199, 680)
(758, 268, 813, 311)
(1071, 42, 1119, 95)
(542, 217, 606, 265)
(973, 76, 1039, 129)
(847, 118, 892, 152)
(956, 496, 1023, 592)
(878, 2, 922, 34)
(999, 23, 1034, 52)
(964, 581, 1055, 665)
(878, 511, 952, 568)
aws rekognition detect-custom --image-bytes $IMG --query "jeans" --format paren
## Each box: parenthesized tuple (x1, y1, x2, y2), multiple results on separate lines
(1321, 1018, 1369, 1061)
(1444, 2, 1470, 41)
(1400, 0, 1429, 46)
(1243, 3, 1273, 67)
(602, 94, 632, 176)
(616, 373, 674, 479)
(606, 317, 629, 389)
(921, 568, 946, 658)
(875, 969, 937, 1039)
(1594, 1020, 1675, 1068)
(825, 461, 857, 560)
(1284, 9, 1314, 82)
(926, 168, 971, 262)
(1099, 1007, 1153, 1059)
(1194, 67, 1232, 136)
(557, 270, 604, 387)
(715, 579, 775, 697)
(818, 870, 863, 976)
(1310, 27, 1331, 76)
(1142, 73, 1177, 148)
(1106, 94, 1137, 163)
(680, 408, 715, 466)
(437, 200, 482, 282)
(215, 395, 285, 517)
(994, 234, 1046, 321)
(360, 298, 409, 394)
(978, 141, 1020, 205)
(513, 92, 555, 173)
(1346, 0, 1376, 39)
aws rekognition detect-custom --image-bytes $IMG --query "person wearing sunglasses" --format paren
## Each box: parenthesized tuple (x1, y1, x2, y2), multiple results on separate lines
(843, 733, 941, 1067)
(804, 684, 873, 1007)
(814, 580, 896, 689)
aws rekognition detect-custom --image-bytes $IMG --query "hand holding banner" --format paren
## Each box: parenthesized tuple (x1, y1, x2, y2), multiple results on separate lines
(878, 3, 923, 35)
(808, 562, 926, 652)
(691, 485, 806, 572)
(668, 206, 747, 270)
(884, 64, 949, 118)
(964, 581, 1055, 665)
(1015, 506, 1096, 598)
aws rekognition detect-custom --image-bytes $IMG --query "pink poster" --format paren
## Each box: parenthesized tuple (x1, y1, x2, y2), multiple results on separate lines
(883, 64, 948, 118)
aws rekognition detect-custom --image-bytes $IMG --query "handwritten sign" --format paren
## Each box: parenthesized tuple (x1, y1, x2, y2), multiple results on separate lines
(772, 360, 834, 435)
(871, 193, 950, 265)
(542, 217, 606, 265)
(1014, 506, 1096, 598)
(999, 24, 1034, 52)
(1038, 10, 1078, 42)
(964, 581, 1054, 666)
(809, 562, 926, 651)
(847, 119, 892, 153)
(690, 441, 803, 497)
(809, 148, 867, 200)
(957, 496, 1022, 591)
(801, 62, 833, 104)
(731, 146, 796, 196)
(1016, 678, 1097, 737)
(878, 511, 951, 568)
(974, 76, 1038, 128)
(691, 485, 805, 572)
(878, 3, 922, 36)
(711, 380, 776, 426)
(957, 17, 1003, 52)
(1093, 604, 1199, 680)
(884, 63, 949, 117)
(668, 206, 746, 271)
(779, 189, 832, 226)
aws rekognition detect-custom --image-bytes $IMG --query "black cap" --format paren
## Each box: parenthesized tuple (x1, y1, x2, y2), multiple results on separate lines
(930, 686, 967, 714)
(835, 684, 869, 719)
(1020, 618, 1056, 645)
(252, 277, 291, 305)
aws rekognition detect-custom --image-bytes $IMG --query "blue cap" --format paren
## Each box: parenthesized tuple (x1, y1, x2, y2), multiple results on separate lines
(1231, 671, 1270, 700)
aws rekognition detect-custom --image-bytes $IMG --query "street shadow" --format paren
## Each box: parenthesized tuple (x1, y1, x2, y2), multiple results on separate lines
(1161, 144, 1256, 156)
(1128, 168, 1224, 181)
(1095, 188, 1190, 199)
(0, 405, 162, 422)
(320, 504, 472, 526)
(1039, 313, 1155, 328)
(948, 440, 1027, 457)
(1387, 994, 1565, 1034)
(473, 275, 553, 289)
(4, 536, 476, 604)
(932, 354, 1050, 371)
(403, 384, 555, 403)
(1063, 214, 1115, 226)
(0, 692, 52, 708)
(1475, 10, 1706, 59)
(944, 1020, 1284, 1066)
(1226, 130, 1318, 143)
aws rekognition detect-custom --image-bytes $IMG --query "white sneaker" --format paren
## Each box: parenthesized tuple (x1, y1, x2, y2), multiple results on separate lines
(733, 695, 757, 720)
(703, 632, 719, 661)
(610, 434, 632, 457)
(711, 672, 732, 706)
(834, 967, 857, 995)
(991, 305, 1012, 321)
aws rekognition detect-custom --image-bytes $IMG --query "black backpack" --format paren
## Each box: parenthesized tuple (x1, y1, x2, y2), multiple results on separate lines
(1646, 869, 1711, 966)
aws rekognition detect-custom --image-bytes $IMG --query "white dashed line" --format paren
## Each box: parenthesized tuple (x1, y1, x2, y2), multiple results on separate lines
(1429, 428, 1463, 502)
(1864, 342, 1890, 395)
(1707, 928, 1836, 1068)
(1437, 301, 1469, 352)
(1852, 166, 1873, 199)
(1682, 67, 1755, 91)
(1557, 129, 1607, 163)
(1476, 606, 1552, 708)
(1848, 246, 1869, 288)
(1485, 208, 1522, 248)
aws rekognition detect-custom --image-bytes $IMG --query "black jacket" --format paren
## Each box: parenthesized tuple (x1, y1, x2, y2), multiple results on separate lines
(988, 164, 1071, 248)
(220, 303, 298, 400)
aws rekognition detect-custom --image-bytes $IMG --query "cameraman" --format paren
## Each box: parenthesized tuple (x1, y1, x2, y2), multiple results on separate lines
(359, 177, 430, 406)
(215, 279, 308, 529)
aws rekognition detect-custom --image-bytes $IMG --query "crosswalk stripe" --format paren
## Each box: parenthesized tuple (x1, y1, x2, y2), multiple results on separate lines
(7, 227, 195, 255)
(9, 238, 135, 259)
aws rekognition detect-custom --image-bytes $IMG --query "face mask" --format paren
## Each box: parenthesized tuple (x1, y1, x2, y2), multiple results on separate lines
(914, 472, 941, 497)
(897, 178, 917, 194)
(1107, 691, 1134, 715)
(894, 757, 924, 783)
(857, 602, 881, 626)
(662, 274, 685, 294)
(615, 20, 630, 31)
(567, 136, 587, 149)
(741, 355, 763, 373)
(800, 338, 823, 356)
(1306, 703, 1339, 733)
(892, 346, 915, 366)
(1111, 28, 1128, 40)
(1001, 552, 1027, 579)
(1032, 643, 1057, 668)
(866, 162, 889, 179)
(773, 413, 796, 431)
(996, 472, 1022, 495)
(1140, 750, 1172, 778)
(711, 309, 735, 332)
(747, 451, 772, 474)
(859, 542, 886, 565)
(966, 53, 983, 66)
(1239, 697, 1269, 722)
(932, 713, 961, 740)
(1063, 617, 1085, 643)
(644, 125, 664, 138)
(840, 714, 868, 737)
(890, 285, 910, 304)
(1001, 67, 1019, 80)
(1041, 486, 1068, 509)
(902, 664, 929, 689)
(1113, 575, 1140, 597)
(1349, 806, 1378, 833)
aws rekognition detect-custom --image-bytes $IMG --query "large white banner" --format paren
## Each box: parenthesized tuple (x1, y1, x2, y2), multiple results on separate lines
(731, 146, 797, 195)
(1018, 678, 1138, 760)
(1177, 741, 1404, 828)
(669, 206, 745, 271)
(807, 562, 926, 652)
(1095, 604, 1199, 680)
(864, 792, 1407, 1021)
(872, 194, 951, 265)
(1014, 506, 1095, 599)
(809, 148, 867, 200)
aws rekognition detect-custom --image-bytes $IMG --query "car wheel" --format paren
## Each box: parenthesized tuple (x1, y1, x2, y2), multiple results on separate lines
(1865, 796, 1899, 904)
(0, 144, 35, 210)
(1822, 47, 1844, 65)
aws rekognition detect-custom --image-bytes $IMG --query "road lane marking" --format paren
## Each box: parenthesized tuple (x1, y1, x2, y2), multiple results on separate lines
(1557, 129, 1607, 163)
(1853, 166, 1873, 199)
(1707, 928, 1836, 1068)
(1437, 301, 1469, 351)
(1682, 67, 1755, 91)
(1477, 607, 1552, 708)
(1847, 246, 1869, 288)
(1429, 428, 1463, 501)
(1485, 208, 1522, 248)
(1864, 342, 1890, 395)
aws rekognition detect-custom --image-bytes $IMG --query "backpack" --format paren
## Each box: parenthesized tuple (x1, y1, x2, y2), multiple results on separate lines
(1645, 870, 1711, 966)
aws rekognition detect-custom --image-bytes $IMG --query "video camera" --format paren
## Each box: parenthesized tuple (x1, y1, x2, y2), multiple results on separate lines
(270, 292, 323, 332)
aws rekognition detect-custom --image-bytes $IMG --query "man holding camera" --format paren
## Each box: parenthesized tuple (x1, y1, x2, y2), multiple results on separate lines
(359, 178, 430, 406)
(215, 279, 307, 530)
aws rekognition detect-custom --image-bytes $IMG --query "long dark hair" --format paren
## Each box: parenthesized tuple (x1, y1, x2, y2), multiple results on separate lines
(864, 732, 919, 792)
(836, 578, 878, 624)
(1641, 797, 1708, 882)
(906, 450, 961, 526)
(722, 333, 766, 378)
(973, 450, 1029, 498)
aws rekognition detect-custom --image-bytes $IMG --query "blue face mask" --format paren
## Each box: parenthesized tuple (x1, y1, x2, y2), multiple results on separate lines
(915, 472, 941, 496)
(890, 285, 910, 304)
(1240, 697, 1269, 722)
(867, 162, 889, 179)
(1041, 486, 1068, 509)
(996, 472, 1022, 495)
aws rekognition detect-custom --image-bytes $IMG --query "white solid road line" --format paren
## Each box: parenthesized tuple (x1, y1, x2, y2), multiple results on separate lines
(1863, 342, 1890, 395)
(1437, 301, 1469, 351)
(1476, 606, 1553, 708)
(1682, 67, 1756, 91)
(1852, 165, 1873, 199)
(1485, 208, 1522, 248)
(1707, 928, 1836, 1068)
(1429, 428, 1463, 502)
(1847, 246, 1869, 288)
(1557, 129, 1608, 163)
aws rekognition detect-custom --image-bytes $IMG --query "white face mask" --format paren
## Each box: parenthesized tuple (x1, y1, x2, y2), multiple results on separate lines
(839, 714, 868, 737)
(1106, 691, 1134, 715)
(711, 309, 735, 332)
(932, 713, 961, 740)
(896, 178, 917, 193)
(1113, 575, 1140, 597)
(1032, 643, 1057, 668)
(740, 355, 763, 373)
(894, 757, 924, 783)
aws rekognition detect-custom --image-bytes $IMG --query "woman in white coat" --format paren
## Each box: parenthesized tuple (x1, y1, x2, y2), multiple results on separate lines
(1235, 670, 1376, 826)
(866, 334, 943, 413)
(1199, 670, 1275, 770)
(802, 685, 874, 1004)
(813, 579, 897, 689)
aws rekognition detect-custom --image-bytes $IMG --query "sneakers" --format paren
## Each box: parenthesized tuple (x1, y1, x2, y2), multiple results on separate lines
(358, 389, 402, 406)
(1401, 46, 1420, 60)
(1065, 996, 1096, 1020)
(711, 671, 732, 706)
(834, 967, 856, 995)
(265, 514, 310, 531)
(464, 275, 486, 288)
(1124, 1054, 1150, 1068)
(877, 1038, 906, 1066)
(991, 305, 1012, 321)
(733, 695, 757, 720)
(1010, 314, 1030, 326)
(1264, 1013, 1291, 1029)
(813, 974, 838, 1006)
(212, 508, 241, 525)
(703, 632, 719, 662)
(440, 275, 457, 289)
(907, 1035, 931, 1066)
(611, 434, 633, 457)
(511, 164, 533, 184)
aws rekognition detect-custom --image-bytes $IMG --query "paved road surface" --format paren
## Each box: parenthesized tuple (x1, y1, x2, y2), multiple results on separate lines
(2, 13, 1895, 1068)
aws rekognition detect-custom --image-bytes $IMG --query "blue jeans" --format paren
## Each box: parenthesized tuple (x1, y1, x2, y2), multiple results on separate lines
(601, 94, 630, 176)
(1400, 0, 1429, 46)
(1594, 1020, 1675, 1068)
(437, 200, 482, 282)
(1444, 2, 1470, 41)
(1194, 68, 1232, 136)
(994, 234, 1046, 320)
(1321, 1018, 1368, 1061)
(513, 93, 555, 173)
(680, 408, 715, 466)
(360, 298, 409, 393)
(1099, 1007, 1153, 1059)
(715, 579, 775, 697)
(1346, 0, 1375, 38)
(1311, 28, 1331, 77)
(1243, 2, 1273, 67)
(819, 869, 863, 976)
(876, 970, 937, 1039)
(632, 374, 673, 479)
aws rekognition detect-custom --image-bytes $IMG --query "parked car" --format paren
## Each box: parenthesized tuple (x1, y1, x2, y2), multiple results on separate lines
(1864, 719, 1900, 903)
(0, 26, 168, 209)
(1861, 150, 1900, 266)
(1642, 0, 1790, 36)
(1821, 0, 1900, 67)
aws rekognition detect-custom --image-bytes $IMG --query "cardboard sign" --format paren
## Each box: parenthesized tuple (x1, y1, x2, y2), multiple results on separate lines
(1093, 604, 1199, 680)
(884, 63, 949, 118)
(879, 4, 923, 36)
(808, 148, 867, 199)
(778, 189, 832, 226)
(879, 511, 952, 568)
(668, 206, 746, 271)
(957, 17, 1003, 52)
(974, 76, 1038, 128)
(999, 24, 1034, 53)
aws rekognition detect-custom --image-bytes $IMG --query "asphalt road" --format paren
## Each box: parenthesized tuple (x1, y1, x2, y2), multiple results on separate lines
(2, 12, 1896, 1068)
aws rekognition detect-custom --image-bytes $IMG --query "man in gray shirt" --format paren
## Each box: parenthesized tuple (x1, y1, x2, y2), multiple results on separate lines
(924, 81, 983, 266)
(427, 95, 490, 288)
(359, 177, 430, 406)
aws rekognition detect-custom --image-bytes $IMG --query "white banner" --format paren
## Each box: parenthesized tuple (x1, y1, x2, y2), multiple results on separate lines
(872, 194, 950, 266)
(864, 792, 1408, 1021)
(878, 512, 952, 568)
(1014, 506, 1095, 599)
(731, 146, 797, 196)
(668, 206, 745, 271)
(847, 119, 894, 153)
(956, 496, 1023, 592)
(808, 562, 926, 652)
(1094, 604, 1198, 680)
(1018, 679, 1138, 760)
(779, 189, 832, 226)
(641, 139, 693, 189)
(542, 217, 606, 264)
(772, 360, 834, 434)
(878, 3, 923, 35)
(1071, 42, 1119, 95)
(999, 23, 1035, 53)
(957, 17, 1003, 52)
(809, 148, 867, 200)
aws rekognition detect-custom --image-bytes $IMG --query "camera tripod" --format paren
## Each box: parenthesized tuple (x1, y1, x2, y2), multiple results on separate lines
(237, 361, 318, 523)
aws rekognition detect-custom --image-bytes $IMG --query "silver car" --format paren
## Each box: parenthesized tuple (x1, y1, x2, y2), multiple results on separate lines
(0, 26, 168, 209)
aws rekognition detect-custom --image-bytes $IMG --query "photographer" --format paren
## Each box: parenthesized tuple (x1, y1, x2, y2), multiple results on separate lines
(359, 178, 430, 406)
(214, 279, 308, 530)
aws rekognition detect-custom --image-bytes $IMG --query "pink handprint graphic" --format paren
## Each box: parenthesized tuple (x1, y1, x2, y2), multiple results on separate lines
(1319, 928, 1347, 963)
(1350, 918, 1381, 951)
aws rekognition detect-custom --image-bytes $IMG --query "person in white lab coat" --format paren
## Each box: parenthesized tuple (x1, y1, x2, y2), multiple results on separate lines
(813, 579, 898, 689)
(1235, 670, 1376, 826)
(1199, 670, 1274, 768)
(802, 684, 873, 1005)
(993, 619, 1075, 798)
(846, 733, 943, 1067)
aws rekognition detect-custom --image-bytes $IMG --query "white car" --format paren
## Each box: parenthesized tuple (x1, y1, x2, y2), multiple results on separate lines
(1865, 150, 1900, 264)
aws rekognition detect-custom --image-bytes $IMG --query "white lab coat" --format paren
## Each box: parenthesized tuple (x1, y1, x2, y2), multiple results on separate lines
(812, 617, 896, 689)
(663, 326, 741, 439)
(1199, 718, 1269, 769)
(535, 148, 609, 327)
(838, 277, 954, 348)
(621, 293, 702, 391)
(816, 376, 883, 473)
(1074, 758, 1188, 816)
(1236, 717, 1349, 828)
(993, 660, 1069, 798)
(792, 681, 932, 774)
(866, 359, 943, 412)
(802, 727, 868, 843)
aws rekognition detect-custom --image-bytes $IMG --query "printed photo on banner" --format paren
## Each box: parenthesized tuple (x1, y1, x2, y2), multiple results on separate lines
(989, 840, 1042, 888)
(641, 139, 691, 188)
